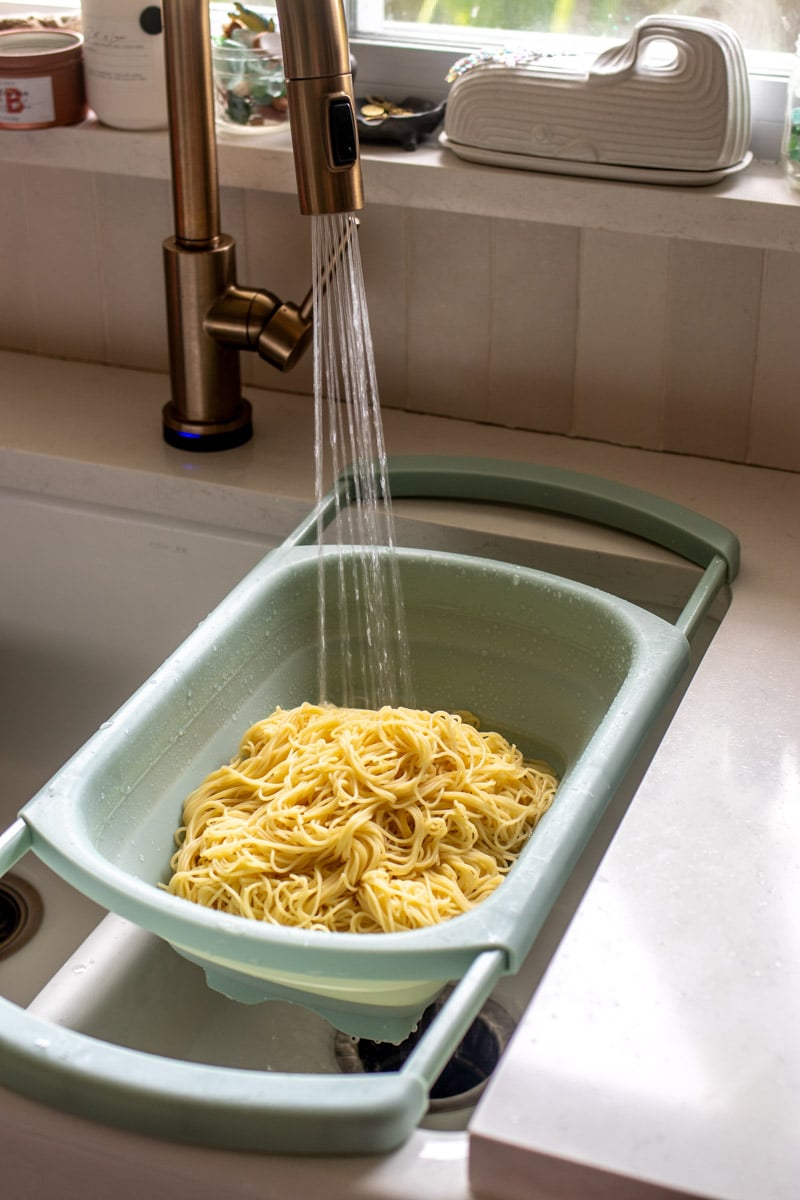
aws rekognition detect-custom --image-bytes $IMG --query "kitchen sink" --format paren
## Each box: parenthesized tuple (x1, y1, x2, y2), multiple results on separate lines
(0, 470, 730, 1198)
(0, 488, 276, 1007)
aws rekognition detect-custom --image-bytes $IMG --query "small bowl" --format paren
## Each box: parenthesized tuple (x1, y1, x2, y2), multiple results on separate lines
(355, 96, 446, 151)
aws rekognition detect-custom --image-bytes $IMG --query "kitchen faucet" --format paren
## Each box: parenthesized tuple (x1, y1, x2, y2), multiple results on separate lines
(161, 0, 364, 451)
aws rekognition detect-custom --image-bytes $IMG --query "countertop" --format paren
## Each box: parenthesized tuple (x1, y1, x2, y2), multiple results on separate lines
(2, 350, 799, 1199)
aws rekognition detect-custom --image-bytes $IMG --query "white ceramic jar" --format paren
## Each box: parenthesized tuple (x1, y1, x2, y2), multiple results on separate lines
(80, 1, 168, 130)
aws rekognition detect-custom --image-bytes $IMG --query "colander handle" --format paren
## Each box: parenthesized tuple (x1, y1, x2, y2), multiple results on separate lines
(0, 986, 425, 1153)
(282, 455, 739, 640)
(0, 816, 503, 1159)
(381, 456, 739, 640)
(383, 456, 740, 579)
(288, 455, 740, 581)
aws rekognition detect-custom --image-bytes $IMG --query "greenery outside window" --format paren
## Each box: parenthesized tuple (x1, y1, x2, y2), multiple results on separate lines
(350, 0, 799, 55)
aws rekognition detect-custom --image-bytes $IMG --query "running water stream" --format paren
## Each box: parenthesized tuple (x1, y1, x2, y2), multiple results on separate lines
(311, 213, 414, 710)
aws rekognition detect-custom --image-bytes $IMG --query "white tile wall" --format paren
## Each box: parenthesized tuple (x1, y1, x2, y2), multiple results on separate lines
(406, 208, 492, 423)
(0, 162, 797, 473)
(750, 249, 800, 470)
(357, 204, 408, 413)
(662, 240, 763, 462)
(573, 229, 669, 450)
(96, 173, 171, 372)
(489, 220, 578, 435)
(18, 165, 106, 363)
(0, 161, 37, 353)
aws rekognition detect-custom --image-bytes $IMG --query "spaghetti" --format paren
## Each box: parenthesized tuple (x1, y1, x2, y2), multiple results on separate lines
(167, 702, 558, 933)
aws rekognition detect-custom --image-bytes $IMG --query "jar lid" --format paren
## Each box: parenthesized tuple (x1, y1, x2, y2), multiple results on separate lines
(0, 29, 83, 66)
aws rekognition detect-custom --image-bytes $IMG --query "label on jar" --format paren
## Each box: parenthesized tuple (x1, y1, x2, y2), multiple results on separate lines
(81, 7, 167, 128)
(83, 12, 161, 86)
(0, 76, 55, 126)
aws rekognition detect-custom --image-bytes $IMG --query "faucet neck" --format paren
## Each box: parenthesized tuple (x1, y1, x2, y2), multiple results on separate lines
(163, 0, 220, 245)
(159, 0, 363, 450)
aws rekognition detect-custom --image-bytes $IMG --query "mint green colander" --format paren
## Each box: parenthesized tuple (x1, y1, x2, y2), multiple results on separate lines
(0, 456, 738, 1154)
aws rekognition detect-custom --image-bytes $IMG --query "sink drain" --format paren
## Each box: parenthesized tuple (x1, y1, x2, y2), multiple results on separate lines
(0, 875, 44, 960)
(335, 990, 515, 1112)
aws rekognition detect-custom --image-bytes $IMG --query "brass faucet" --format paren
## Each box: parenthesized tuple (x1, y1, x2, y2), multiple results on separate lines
(161, 0, 364, 451)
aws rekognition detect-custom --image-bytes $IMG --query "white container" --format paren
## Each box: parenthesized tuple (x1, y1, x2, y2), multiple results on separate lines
(80, 1, 167, 130)
(442, 15, 752, 185)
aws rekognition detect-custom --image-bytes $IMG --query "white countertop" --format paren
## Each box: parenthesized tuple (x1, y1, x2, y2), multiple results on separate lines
(2, 350, 799, 1199)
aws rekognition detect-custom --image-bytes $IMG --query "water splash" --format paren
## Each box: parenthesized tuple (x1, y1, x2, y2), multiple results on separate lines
(311, 212, 413, 709)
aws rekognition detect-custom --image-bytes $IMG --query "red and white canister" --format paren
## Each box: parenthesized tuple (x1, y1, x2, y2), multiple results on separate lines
(0, 28, 88, 130)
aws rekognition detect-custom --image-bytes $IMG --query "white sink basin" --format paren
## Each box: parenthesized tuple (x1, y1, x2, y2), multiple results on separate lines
(0, 474, 727, 1199)
(0, 488, 275, 1006)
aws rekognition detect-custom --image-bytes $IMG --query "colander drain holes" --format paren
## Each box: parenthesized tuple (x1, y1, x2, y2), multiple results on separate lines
(335, 990, 515, 1112)
(0, 874, 44, 960)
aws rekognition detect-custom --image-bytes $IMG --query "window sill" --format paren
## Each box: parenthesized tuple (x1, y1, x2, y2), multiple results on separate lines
(2, 116, 799, 251)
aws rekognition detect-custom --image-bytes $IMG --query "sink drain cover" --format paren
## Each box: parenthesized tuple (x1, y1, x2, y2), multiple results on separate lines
(335, 989, 515, 1112)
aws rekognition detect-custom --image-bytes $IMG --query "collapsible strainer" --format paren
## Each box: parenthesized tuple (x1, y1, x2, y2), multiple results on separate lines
(0, 457, 739, 1154)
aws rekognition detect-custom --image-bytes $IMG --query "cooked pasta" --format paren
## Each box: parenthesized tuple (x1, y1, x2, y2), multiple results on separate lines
(167, 702, 558, 933)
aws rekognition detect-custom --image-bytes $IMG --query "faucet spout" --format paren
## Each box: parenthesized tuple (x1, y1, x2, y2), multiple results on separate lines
(276, 0, 364, 215)
(160, 0, 362, 452)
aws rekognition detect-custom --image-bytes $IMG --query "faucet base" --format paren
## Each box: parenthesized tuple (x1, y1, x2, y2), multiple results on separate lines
(162, 399, 253, 452)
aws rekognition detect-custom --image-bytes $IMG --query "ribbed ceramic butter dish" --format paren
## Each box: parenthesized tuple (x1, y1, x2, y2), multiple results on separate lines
(0, 457, 739, 1154)
(442, 15, 752, 184)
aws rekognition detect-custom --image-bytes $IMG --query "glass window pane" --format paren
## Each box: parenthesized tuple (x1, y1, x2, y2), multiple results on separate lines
(356, 1, 800, 54)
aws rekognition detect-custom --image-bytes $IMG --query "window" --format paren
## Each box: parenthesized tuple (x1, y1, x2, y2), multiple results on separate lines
(350, 0, 800, 55)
